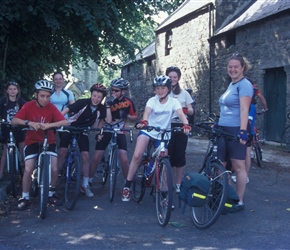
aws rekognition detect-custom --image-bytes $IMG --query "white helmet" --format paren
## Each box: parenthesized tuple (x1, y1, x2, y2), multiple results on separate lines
(34, 80, 53, 93)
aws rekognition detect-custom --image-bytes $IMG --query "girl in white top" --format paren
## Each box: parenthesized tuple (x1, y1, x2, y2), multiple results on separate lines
(121, 75, 191, 202)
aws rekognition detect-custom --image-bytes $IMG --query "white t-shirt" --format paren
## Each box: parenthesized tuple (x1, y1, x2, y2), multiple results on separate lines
(143, 95, 181, 140)
(169, 89, 193, 123)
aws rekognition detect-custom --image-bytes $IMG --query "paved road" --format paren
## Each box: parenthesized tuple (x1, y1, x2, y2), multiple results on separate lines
(0, 129, 290, 250)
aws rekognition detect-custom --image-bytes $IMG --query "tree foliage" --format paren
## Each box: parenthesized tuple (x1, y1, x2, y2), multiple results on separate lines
(0, 0, 185, 96)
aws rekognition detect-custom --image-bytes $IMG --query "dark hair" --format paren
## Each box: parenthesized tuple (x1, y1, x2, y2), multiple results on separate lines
(165, 66, 182, 95)
(228, 53, 251, 72)
(4, 81, 21, 107)
(52, 72, 64, 80)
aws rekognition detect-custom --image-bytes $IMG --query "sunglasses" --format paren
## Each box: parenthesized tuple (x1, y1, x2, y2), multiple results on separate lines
(111, 89, 121, 93)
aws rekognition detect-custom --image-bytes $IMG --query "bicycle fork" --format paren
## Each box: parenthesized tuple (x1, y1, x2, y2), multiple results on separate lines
(37, 152, 51, 188)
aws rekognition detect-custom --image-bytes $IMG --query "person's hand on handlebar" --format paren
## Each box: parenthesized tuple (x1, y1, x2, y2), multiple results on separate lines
(136, 120, 148, 129)
(182, 124, 191, 135)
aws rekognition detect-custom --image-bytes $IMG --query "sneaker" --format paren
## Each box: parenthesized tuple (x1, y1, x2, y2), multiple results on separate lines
(231, 176, 249, 184)
(17, 198, 30, 210)
(121, 187, 131, 201)
(48, 194, 63, 206)
(175, 184, 181, 194)
(230, 202, 245, 213)
(80, 185, 94, 197)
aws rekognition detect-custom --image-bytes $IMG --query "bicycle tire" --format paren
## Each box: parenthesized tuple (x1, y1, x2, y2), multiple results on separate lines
(254, 142, 263, 168)
(65, 153, 81, 210)
(8, 147, 18, 198)
(281, 125, 290, 152)
(39, 154, 50, 219)
(132, 163, 146, 203)
(155, 158, 173, 227)
(191, 161, 228, 229)
(109, 146, 118, 202)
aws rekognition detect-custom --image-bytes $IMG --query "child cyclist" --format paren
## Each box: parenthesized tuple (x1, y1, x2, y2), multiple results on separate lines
(57, 84, 111, 197)
(121, 75, 191, 201)
(0, 82, 26, 180)
(11, 80, 69, 210)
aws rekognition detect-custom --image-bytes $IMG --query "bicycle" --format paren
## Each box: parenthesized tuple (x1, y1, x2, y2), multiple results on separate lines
(280, 112, 290, 152)
(98, 126, 133, 202)
(191, 122, 239, 229)
(195, 110, 219, 137)
(57, 126, 99, 210)
(0, 121, 23, 198)
(132, 126, 181, 226)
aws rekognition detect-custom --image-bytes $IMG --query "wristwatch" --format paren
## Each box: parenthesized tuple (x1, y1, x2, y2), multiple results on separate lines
(25, 120, 30, 126)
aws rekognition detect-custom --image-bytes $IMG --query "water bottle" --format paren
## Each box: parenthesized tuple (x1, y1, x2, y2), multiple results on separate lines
(146, 159, 154, 178)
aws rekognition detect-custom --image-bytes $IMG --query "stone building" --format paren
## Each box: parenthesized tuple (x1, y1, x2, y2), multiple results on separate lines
(121, 0, 290, 142)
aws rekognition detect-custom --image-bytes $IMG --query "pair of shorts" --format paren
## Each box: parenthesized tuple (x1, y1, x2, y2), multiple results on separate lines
(59, 131, 89, 152)
(1, 126, 25, 144)
(168, 131, 188, 167)
(138, 131, 169, 149)
(95, 132, 127, 151)
(217, 126, 247, 161)
(24, 143, 57, 161)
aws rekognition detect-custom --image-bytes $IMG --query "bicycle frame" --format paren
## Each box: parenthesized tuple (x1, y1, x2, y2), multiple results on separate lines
(6, 124, 20, 174)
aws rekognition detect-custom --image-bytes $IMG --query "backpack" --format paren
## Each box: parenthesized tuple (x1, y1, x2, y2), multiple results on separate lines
(52, 88, 70, 111)
(179, 173, 210, 212)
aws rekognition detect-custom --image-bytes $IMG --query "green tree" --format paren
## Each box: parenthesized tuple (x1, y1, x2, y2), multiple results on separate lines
(0, 0, 185, 96)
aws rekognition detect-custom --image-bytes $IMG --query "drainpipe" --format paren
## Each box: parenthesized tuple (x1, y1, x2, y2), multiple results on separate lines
(208, 4, 212, 113)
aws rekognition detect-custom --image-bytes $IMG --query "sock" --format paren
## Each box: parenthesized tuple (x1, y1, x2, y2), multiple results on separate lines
(83, 177, 89, 187)
(124, 180, 132, 189)
(89, 177, 93, 183)
(22, 192, 30, 200)
(238, 201, 244, 205)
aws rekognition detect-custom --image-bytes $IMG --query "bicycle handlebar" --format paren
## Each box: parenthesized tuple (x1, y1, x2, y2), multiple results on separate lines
(101, 127, 133, 143)
(137, 126, 183, 133)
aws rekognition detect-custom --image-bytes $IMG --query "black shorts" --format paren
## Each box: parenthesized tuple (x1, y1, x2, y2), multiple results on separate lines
(59, 131, 90, 152)
(217, 126, 247, 161)
(1, 126, 25, 144)
(168, 131, 188, 168)
(95, 132, 127, 151)
(24, 143, 57, 161)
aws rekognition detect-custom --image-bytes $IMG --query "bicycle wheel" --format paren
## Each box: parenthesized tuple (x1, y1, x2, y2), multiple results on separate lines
(8, 147, 18, 198)
(109, 146, 118, 202)
(254, 142, 262, 168)
(281, 126, 290, 152)
(39, 154, 50, 219)
(191, 162, 228, 229)
(155, 158, 173, 227)
(65, 153, 81, 210)
(132, 163, 146, 203)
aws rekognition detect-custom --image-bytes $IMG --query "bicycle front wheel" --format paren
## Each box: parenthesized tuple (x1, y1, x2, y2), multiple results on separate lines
(155, 158, 173, 227)
(281, 126, 290, 152)
(254, 142, 263, 168)
(8, 147, 18, 198)
(132, 163, 146, 203)
(191, 162, 228, 229)
(39, 154, 50, 219)
(65, 153, 81, 210)
(109, 146, 118, 202)
(98, 156, 109, 185)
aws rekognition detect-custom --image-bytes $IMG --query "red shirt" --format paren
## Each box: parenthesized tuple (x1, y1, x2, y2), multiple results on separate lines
(14, 100, 66, 145)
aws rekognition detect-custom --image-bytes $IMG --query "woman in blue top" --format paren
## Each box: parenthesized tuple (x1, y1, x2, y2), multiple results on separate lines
(218, 53, 253, 212)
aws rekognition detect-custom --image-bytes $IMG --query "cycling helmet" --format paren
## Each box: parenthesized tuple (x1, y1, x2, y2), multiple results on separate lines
(5, 81, 19, 89)
(165, 66, 181, 78)
(152, 75, 172, 89)
(110, 78, 130, 90)
(34, 80, 53, 93)
(186, 88, 193, 94)
(90, 83, 107, 96)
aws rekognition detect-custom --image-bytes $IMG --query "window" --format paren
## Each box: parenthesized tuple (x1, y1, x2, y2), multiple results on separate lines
(165, 30, 173, 56)
(226, 32, 236, 48)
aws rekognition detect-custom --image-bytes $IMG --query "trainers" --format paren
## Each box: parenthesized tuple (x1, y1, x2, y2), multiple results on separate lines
(80, 185, 94, 197)
(231, 176, 249, 183)
(175, 184, 181, 194)
(17, 198, 30, 210)
(230, 202, 245, 213)
(48, 194, 62, 206)
(121, 187, 131, 201)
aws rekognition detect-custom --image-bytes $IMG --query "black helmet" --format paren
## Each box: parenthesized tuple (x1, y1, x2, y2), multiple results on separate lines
(110, 78, 129, 90)
(186, 88, 193, 94)
(152, 75, 171, 90)
(5, 81, 19, 89)
(34, 80, 53, 93)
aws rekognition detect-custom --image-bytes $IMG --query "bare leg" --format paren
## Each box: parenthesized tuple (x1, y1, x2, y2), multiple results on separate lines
(231, 158, 247, 202)
(119, 149, 129, 179)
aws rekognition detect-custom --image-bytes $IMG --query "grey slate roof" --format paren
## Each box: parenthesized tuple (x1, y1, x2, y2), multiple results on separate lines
(156, 0, 212, 32)
(215, 0, 290, 35)
(123, 40, 155, 66)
